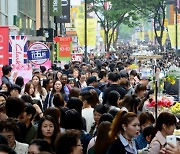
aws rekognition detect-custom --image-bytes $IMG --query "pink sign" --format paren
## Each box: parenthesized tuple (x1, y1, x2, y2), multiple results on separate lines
(33, 59, 52, 72)
(11, 63, 32, 84)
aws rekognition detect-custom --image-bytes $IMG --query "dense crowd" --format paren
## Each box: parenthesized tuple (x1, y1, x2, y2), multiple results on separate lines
(0, 46, 180, 154)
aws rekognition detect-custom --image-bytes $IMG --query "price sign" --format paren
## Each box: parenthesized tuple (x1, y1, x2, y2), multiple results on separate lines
(27, 42, 50, 65)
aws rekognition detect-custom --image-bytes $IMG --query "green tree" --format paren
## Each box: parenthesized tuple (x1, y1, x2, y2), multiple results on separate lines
(133, 0, 167, 52)
(87, 0, 140, 52)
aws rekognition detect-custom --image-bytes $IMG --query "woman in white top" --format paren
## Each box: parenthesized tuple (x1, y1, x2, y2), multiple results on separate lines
(32, 75, 47, 107)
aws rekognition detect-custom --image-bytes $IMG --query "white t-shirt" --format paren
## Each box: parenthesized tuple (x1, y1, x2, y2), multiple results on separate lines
(82, 108, 94, 133)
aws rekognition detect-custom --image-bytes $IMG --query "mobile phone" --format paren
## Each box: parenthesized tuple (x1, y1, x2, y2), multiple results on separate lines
(166, 135, 177, 146)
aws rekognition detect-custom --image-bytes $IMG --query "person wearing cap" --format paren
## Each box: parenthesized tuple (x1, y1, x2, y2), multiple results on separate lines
(1, 65, 13, 86)
(81, 76, 101, 96)
(33, 68, 41, 77)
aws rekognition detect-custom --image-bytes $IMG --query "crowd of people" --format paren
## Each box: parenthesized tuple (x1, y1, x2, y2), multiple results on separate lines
(0, 45, 180, 154)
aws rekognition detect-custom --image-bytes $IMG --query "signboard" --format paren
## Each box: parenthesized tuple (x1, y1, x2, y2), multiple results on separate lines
(0, 26, 9, 78)
(33, 59, 52, 72)
(71, 53, 82, 62)
(9, 35, 28, 64)
(54, 0, 70, 23)
(13, 15, 22, 28)
(11, 64, 32, 84)
(54, 36, 72, 61)
(37, 28, 54, 42)
(50, 0, 62, 16)
(27, 42, 50, 65)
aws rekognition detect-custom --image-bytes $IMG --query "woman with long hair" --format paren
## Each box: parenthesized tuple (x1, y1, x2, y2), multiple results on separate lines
(107, 110, 140, 154)
(37, 115, 59, 151)
(43, 80, 67, 110)
(148, 112, 176, 154)
(43, 107, 61, 130)
(32, 75, 47, 102)
(24, 82, 35, 98)
(88, 121, 111, 154)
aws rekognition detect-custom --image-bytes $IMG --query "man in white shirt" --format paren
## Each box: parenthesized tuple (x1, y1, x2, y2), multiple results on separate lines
(80, 91, 94, 133)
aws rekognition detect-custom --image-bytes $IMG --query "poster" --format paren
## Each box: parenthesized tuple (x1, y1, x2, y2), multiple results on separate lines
(9, 35, 28, 64)
(0, 26, 9, 78)
(11, 63, 32, 84)
(54, 36, 72, 61)
(168, 24, 180, 49)
(75, 18, 97, 46)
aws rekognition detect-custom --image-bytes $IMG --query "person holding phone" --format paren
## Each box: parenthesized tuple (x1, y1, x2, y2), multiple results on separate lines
(160, 143, 180, 154)
(148, 112, 177, 154)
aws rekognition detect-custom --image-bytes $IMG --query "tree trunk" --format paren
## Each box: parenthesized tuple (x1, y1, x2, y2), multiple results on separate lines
(113, 24, 120, 48)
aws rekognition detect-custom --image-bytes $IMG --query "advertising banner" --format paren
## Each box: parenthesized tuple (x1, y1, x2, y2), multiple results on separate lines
(11, 63, 32, 84)
(54, 36, 72, 61)
(168, 24, 180, 49)
(148, 31, 155, 41)
(27, 42, 50, 65)
(138, 32, 145, 41)
(33, 59, 52, 72)
(0, 26, 9, 78)
(50, 0, 62, 16)
(75, 19, 97, 46)
(9, 35, 28, 65)
(54, 0, 70, 23)
(71, 53, 83, 62)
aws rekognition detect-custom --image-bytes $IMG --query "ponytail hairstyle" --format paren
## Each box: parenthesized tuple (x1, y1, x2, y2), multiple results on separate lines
(109, 110, 137, 142)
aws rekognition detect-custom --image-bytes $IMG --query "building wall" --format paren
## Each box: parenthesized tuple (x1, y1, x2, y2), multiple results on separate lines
(0, 0, 8, 25)
(18, 0, 36, 35)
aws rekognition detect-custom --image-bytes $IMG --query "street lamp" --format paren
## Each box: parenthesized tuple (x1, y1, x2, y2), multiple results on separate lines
(84, 0, 88, 63)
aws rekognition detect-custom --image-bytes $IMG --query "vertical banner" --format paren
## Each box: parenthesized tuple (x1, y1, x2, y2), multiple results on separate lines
(50, 0, 62, 16)
(75, 18, 97, 46)
(148, 31, 155, 41)
(54, 36, 72, 61)
(9, 36, 28, 64)
(0, 26, 9, 78)
(54, 0, 70, 23)
(138, 32, 145, 41)
(168, 24, 180, 49)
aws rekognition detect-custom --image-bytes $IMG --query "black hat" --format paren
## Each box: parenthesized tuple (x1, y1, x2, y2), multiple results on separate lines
(87, 76, 97, 85)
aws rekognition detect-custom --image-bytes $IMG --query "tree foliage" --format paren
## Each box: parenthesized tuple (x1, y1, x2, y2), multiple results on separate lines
(133, 0, 167, 51)
(87, 0, 141, 51)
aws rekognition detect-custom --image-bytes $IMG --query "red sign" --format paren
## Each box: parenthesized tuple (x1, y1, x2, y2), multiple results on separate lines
(59, 41, 71, 57)
(0, 26, 9, 78)
(54, 36, 72, 60)
(71, 53, 83, 62)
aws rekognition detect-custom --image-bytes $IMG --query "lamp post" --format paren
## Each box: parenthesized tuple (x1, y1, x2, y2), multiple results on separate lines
(175, 0, 178, 52)
(84, 0, 88, 63)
